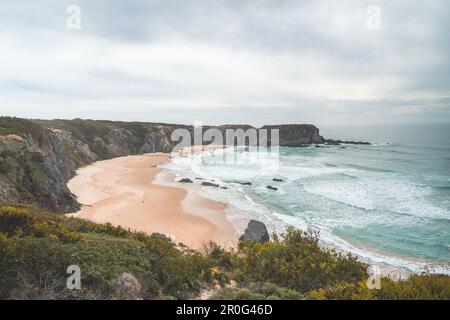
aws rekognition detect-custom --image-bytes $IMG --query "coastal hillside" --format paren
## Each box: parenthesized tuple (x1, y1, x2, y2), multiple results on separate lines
(1, 205, 448, 300)
(0, 117, 332, 213)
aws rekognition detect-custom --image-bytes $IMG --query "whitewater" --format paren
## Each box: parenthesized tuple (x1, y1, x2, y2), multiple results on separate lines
(162, 124, 450, 275)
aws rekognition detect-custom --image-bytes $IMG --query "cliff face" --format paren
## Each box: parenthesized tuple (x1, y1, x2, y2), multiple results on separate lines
(0, 119, 80, 212)
(0, 117, 331, 212)
(261, 124, 324, 146)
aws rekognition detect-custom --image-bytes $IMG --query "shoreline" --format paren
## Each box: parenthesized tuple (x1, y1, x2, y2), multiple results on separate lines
(66, 153, 237, 249)
(162, 148, 450, 278)
(66, 151, 449, 279)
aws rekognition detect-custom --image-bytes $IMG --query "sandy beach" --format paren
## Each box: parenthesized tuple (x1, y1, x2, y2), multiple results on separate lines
(67, 153, 237, 249)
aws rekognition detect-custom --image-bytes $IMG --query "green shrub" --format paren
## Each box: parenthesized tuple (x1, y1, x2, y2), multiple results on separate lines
(309, 281, 374, 300)
(0, 205, 449, 300)
(0, 206, 217, 299)
(308, 275, 450, 300)
(376, 275, 450, 300)
(0, 206, 35, 235)
(238, 227, 368, 293)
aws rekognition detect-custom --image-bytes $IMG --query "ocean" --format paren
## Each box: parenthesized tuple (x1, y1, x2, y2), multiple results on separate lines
(162, 124, 450, 274)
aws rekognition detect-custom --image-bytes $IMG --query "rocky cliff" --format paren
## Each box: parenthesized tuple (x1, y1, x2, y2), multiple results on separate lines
(262, 124, 324, 146)
(0, 117, 366, 213)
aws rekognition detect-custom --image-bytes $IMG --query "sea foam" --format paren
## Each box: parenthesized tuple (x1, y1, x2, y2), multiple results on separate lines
(162, 145, 450, 275)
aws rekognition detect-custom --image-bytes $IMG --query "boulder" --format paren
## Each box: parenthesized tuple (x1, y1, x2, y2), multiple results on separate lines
(115, 273, 141, 300)
(201, 181, 220, 188)
(239, 220, 270, 243)
(178, 178, 193, 183)
(151, 232, 171, 241)
(324, 139, 370, 145)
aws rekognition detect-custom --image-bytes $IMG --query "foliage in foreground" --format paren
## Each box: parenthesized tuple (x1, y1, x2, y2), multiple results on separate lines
(0, 205, 449, 300)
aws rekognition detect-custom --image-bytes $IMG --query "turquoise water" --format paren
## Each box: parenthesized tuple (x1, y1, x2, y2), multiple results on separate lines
(165, 124, 450, 272)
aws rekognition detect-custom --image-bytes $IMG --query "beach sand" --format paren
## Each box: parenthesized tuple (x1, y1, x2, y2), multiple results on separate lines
(67, 153, 237, 249)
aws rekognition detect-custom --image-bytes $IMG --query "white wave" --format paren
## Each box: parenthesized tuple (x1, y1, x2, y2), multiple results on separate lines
(273, 212, 450, 275)
(161, 147, 450, 275)
(303, 180, 375, 211)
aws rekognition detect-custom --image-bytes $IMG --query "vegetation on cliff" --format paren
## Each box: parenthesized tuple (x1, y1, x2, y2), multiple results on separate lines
(0, 205, 448, 300)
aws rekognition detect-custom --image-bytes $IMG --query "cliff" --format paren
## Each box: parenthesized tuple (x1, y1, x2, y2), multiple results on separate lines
(0, 117, 364, 213)
(262, 124, 324, 145)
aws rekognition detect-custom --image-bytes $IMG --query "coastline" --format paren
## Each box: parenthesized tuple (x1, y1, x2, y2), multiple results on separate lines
(162, 147, 450, 278)
(66, 153, 237, 249)
(65, 150, 449, 279)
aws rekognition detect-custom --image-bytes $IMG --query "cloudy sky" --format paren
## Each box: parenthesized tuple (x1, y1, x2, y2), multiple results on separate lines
(0, 0, 449, 126)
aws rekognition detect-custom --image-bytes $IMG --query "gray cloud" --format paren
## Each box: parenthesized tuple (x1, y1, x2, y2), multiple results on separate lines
(0, 0, 449, 125)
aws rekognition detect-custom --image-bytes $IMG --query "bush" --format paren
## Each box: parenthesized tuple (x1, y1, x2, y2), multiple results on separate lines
(309, 281, 374, 300)
(376, 275, 450, 300)
(237, 227, 368, 293)
(308, 275, 450, 300)
(0, 205, 449, 300)
(0, 205, 216, 300)
(211, 282, 305, 300)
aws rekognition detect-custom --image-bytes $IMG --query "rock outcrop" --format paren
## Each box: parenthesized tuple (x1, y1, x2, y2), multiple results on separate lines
(324, 139, 370, 145)
(201, 181, 220, 188)
(178, 178, 193, 183)
(151, 232, 171, 242)
(115, 273, 142, 300)
(237, 182, 252, 185)
(239, 220, 270, 243)
(0, 118, 81, 212)
(262, 124, 324, 146)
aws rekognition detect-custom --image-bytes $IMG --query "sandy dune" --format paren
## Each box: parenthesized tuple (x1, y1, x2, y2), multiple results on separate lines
(67, 153, 237, 249)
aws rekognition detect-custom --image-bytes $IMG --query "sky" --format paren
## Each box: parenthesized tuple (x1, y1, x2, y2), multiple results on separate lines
(0, 0, 449, 126)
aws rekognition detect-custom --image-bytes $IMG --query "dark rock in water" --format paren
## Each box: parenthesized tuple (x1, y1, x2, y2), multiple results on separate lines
(195, 177, 203, 180)
(239, 220, 270, 243)
(266, 185, 278, 191)
(151, 232, 171, 241)
(220, 186, 228, 189)
(201, 181, 220, 188)
(178, 178, 193, 183)
(237, 182, 252, 185)
(324, 139, 370, 146)
(272, 178, 283, 182)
